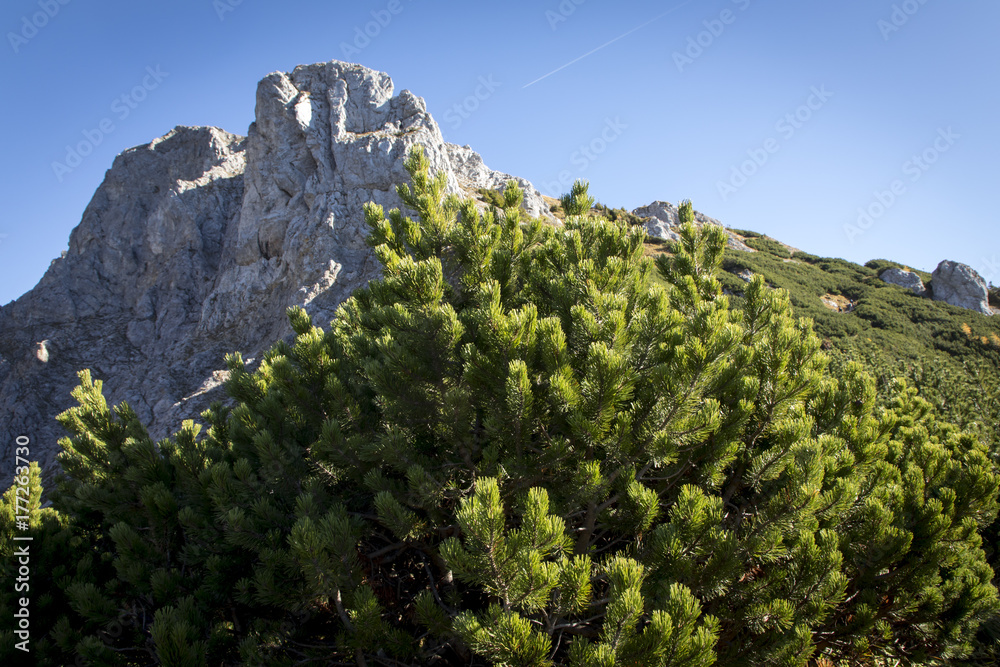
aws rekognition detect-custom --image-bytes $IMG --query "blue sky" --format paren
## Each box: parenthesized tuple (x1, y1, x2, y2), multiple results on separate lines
(1, 0, 998, 305)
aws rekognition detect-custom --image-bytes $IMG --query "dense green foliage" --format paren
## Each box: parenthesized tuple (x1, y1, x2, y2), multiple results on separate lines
(702, 238, 1000, 451)
(4, 151, 1000, 666)
(560, 180, 595, 217)
(476, 187, 508, 210)
(677, 200, 695, 226)
(660, 220, 1000, 663)
(743, 236, 793, 259)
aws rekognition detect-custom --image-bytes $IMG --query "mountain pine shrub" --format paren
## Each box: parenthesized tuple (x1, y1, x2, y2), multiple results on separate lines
(560, 179, 594, 217)
(678, 200, 695, 226)
(3, 147, 999, 666)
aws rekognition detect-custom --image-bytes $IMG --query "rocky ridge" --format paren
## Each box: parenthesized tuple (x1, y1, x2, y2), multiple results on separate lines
(632, 200, 755, 252)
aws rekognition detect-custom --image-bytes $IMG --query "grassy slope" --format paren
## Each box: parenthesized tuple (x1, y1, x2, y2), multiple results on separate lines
(714, 238, 999, 366)
(645, 230, 1000, 442)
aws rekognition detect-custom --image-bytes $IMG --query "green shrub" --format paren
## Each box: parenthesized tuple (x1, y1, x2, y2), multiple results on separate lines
(560, 179, 594, 216)
(476, 187, 506, 209)
(727, 228, 762, 238)
(678, 199, 695, 225)
(792, 250, 820, 263)
(864, 259, 906, 275)
(744, 235, 792, 258)
(4, 149, 999, 666)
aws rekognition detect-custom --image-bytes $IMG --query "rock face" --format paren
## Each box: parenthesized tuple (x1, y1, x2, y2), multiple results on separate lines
(641, 217, 680, 244)
(0, 60, 551, 478)
(930, 261, 992, 315)
(632, 201, 753, 252)
(880, 268, 927, 296)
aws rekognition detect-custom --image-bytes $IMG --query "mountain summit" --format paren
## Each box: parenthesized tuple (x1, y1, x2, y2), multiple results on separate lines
(0, 61, 551, 475)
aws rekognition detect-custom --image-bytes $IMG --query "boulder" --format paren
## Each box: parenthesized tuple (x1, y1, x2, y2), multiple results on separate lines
(880, 268, 927, 296)
(930, 261, 992, 315)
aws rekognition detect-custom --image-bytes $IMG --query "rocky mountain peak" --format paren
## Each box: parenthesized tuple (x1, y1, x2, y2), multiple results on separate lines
(0, 60, 551, 477)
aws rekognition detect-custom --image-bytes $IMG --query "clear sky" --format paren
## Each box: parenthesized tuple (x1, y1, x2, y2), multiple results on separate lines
(1, 0, 998, 305)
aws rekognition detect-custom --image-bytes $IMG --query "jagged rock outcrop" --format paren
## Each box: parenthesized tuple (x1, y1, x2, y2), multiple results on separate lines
(880, 268, 927, 296)
(930, 261, 992, 315)
(633, 201, 754, 252)
(641, 216, 680, 243)
(0, 60, 551, 478)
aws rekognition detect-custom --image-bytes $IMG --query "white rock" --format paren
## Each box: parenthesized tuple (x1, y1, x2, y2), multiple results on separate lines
(880, 268, 927, 296)
(930, 261, 992, 315)
(634, 201, 680, 228)
(643, 217, 680, 243)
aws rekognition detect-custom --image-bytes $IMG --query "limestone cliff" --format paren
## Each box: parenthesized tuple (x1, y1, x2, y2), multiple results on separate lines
(0, 61, 551, 476)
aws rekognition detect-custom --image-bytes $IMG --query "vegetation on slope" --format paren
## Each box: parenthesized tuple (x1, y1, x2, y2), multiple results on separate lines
(700, 238, 1000, 444)
(648, 216, 1000, 665)
(3, 163, 1000, 666)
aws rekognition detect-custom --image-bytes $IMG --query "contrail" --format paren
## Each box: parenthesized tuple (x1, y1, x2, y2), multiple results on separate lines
(523, 0, 699, 89)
